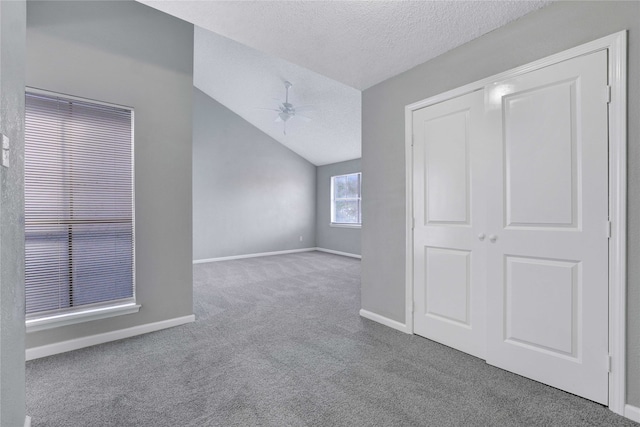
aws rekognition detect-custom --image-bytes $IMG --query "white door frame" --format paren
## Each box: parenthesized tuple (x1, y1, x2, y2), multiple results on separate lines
(404, 31, 627, 415)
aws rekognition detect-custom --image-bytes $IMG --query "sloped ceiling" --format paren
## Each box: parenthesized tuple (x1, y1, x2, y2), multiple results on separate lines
(194, 27, 361, 166)
(139, 0, 551, 165)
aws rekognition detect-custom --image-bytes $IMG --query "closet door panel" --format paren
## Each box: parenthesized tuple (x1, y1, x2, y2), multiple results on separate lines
(412, 89, 487, 359)
(485, 49, 609, 405)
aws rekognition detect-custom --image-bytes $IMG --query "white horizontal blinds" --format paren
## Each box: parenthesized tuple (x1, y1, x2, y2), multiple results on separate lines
(24, 92, 134, 316)
(332, 172, 361, 224)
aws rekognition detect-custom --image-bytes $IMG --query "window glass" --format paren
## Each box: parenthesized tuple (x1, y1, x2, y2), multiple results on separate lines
(331, 172, 361, 225)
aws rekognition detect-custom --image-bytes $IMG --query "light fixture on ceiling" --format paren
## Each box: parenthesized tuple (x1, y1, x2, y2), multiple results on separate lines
(258, 81, 312, 135)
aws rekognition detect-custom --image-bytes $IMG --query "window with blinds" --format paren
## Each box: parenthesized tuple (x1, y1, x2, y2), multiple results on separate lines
(24, 90, 135, 319)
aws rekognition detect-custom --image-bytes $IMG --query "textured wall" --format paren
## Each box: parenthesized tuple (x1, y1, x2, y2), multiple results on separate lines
(0, 1, 26, 424)
(316, 159, 362, 256)
(193, 88, 316, 261)
(25, 1, 194, 348)
(361, 1, 640, 406)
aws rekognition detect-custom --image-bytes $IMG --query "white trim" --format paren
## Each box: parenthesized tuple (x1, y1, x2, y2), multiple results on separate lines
(131, 107, 137, 312)
(25, 314, 195, 361)
(24, 416, 32, 427)
(405, 31, 627, 414)
(193, 248, 316, 264)
(404, 96, 415, 336)
(606, 31, 627, 416)
(194, 248, 362, 264)
(26, 303, 140, 333)
(624, 405, 640, 423)
(330, 172, 362, 225)
(405, 32, 624, 113)
(329, 223, 361, 229)
(359, 309, 411, 334)
(315, 248, 361, 259)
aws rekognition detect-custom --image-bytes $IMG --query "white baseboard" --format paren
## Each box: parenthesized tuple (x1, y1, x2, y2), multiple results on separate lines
(26, 314, 195, 361)
(194, 247, 362, 264)
(24, 416, 31, 427)
(193, 248, 316, 264)
(315, 247, 361, 259)
(624, 404, 640, 422)
(359, 309, 411, 334)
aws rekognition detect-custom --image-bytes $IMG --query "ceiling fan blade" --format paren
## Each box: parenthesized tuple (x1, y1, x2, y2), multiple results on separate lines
(296, 114, 312, 122)
(275, 116, 283, 123)
(255, 107, 281, 112)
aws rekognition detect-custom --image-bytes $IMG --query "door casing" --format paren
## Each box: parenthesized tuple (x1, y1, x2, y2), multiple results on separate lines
(403, 31, 627, 415)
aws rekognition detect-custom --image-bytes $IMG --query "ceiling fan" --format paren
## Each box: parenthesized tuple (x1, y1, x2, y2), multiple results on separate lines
(259, 81, 312, 135)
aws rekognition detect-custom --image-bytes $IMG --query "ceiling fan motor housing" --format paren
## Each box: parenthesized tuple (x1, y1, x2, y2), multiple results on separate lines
(280, 102, 296, 121)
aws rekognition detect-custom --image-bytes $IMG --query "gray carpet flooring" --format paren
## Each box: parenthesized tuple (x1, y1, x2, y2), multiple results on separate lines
(26, 251, 636, 426)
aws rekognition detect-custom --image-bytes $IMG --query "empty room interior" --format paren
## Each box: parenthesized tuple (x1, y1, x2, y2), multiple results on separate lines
(0, 0, 639, 426)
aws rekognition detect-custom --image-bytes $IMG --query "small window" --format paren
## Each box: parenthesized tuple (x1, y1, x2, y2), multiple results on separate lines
(331, 172, 362, 226)
(24, 90, 137, 329)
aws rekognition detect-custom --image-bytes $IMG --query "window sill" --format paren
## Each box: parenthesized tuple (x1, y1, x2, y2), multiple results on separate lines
(330, 223, 361, 229)
(26, 302, 141, 333)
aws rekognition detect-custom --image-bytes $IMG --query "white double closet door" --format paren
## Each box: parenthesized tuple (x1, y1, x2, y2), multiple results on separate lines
(412, 50, 609, 404)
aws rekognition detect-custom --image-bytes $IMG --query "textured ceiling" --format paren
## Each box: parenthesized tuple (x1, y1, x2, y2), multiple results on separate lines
(194, 27, 361, 166)
(140, 0, 550, 90)
(138, 0, 551, 165)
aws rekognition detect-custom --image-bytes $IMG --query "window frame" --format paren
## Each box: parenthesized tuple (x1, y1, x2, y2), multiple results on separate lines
(330, 172, 362, 227)
(24, 87, 139, 332)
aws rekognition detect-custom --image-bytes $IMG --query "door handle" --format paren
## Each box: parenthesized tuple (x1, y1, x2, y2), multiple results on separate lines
(489, 234, 498, 243)
(478, 233, 486, 241)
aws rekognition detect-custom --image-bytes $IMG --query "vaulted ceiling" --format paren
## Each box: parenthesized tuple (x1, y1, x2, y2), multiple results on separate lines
(139, 1, 551, 165)
(193, 28, 362, 166)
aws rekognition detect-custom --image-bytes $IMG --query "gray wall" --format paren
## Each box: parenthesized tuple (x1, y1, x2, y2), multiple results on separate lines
(0, 1, 26, 424)
(361, 1, 640, 405)
(193, 88, 316, 261)
(25, 1, 194, 348)
(316, 159, 361, 256)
